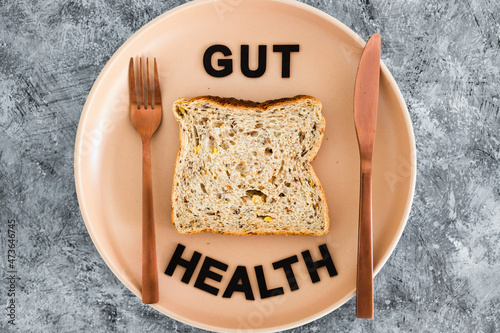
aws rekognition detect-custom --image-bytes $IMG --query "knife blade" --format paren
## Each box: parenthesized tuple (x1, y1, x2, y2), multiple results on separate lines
(353, 33, 381, 319)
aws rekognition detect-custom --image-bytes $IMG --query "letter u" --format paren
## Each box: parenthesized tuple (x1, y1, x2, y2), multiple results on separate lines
(241, 45, 267, 78)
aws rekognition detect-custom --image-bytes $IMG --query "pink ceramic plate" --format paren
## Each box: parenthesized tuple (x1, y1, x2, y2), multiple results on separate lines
(74, 0, 416, 331)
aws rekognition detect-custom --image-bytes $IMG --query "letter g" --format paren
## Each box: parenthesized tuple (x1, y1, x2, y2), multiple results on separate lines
(203, 44, 233, 77)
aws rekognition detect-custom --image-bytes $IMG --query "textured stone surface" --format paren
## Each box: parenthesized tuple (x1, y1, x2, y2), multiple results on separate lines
(0, 0, 499, 332)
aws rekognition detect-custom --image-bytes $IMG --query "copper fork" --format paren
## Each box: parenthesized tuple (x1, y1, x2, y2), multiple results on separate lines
(129, 57, 162, 304)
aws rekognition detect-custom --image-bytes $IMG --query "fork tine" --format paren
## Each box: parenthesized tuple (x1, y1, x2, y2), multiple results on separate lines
(146, 58, 150, 109)
(129, 58, 137, 108)
(140, 58, 145, 108)
(154, 58, 161, 108)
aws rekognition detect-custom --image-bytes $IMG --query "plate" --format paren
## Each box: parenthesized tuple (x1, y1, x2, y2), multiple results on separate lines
(74, 0, 416, 331)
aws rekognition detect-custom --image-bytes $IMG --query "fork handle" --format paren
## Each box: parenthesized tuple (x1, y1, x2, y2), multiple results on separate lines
(356, 166, 374, 318)
(141, 138, 159, 304)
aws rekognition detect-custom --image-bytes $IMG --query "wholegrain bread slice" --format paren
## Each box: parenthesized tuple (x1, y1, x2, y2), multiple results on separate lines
(171, 95, 329, 235)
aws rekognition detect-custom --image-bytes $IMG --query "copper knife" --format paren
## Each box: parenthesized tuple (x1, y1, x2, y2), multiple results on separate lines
(353, 33, 381, 319)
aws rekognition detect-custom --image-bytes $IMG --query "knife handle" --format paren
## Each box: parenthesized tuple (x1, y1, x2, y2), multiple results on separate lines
(356, 167, 374, 318)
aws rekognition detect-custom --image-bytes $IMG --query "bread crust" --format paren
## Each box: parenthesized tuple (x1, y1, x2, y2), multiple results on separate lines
(178, 95, 321, 110)
(171, 95, 329, 236)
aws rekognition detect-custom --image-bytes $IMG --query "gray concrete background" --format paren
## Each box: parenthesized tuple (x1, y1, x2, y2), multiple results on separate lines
(1, 0, 499, 332)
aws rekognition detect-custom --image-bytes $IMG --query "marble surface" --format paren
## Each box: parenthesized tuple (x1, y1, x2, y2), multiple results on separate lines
(1, 0, 499, 332)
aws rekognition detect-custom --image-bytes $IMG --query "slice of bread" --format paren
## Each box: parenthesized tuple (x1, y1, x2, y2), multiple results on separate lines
(171, 95, 329, 236)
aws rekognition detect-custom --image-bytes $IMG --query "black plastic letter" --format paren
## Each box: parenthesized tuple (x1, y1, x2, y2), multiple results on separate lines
(301, 244, 338, 283)
(273, 44, 300, 78)
(255, 265, 284, 299)
(241, 45, 267, 78)
(194, 257, 228, 296)
(203, 44, 233, 77)
(164, 244, 202, 284)
(222, 266, 255, 300)
(273, 255, 299, 291)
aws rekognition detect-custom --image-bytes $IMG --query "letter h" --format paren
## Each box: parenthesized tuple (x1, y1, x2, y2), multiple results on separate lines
(165, 244, 202, 284)
(301, 244, 338, 283)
